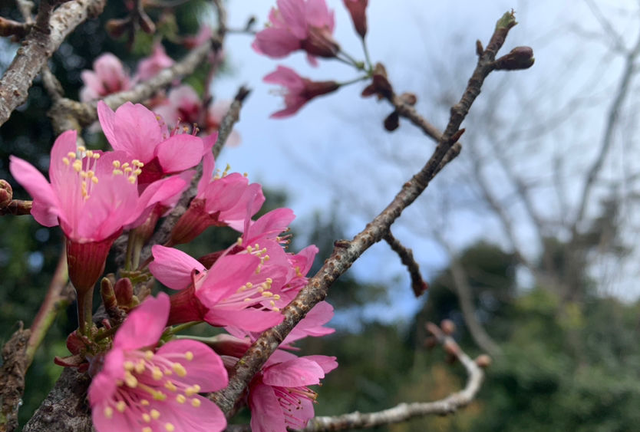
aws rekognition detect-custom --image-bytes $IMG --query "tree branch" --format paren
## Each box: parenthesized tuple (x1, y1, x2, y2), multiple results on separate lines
(384, 230, 428, 297)
(211, 11, 519, 416)
(0, 0, 106, 128)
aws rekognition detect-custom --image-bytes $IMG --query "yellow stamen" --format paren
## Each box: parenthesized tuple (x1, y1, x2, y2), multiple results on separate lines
(185, 352, 194, 361)
(164, 381, 177, 392)
(128, 176, 136, 184)
(172, 363, 187, 377)
(124, 372, 138, 388)
(165, 423, 175, 432)
(150, 409, 161, 420)
(191, 398, 201, 407)
(176, 394, 186, 404)
(145, 351, 154, 360)
(77, 146, 86, 152)
(143, 428, 152, 432)
(113, 161, 121, 168)
(67, 152, 76, 159)
(142, 413, 151, 423)
(116, 401, 126, 413)
(91, 176, 99, 184)
(141, 399, 150, 406)
(185, 385, 201, 396)
(152, 367, 163, 380)
(103, 407, 113, 419)
(72, 160, 82, 172)
(124, 361, 135, 371)
(62, 157, 70, 166)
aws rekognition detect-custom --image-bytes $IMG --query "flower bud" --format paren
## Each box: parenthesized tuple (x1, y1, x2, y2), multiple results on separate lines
(475, 354, 492, 368)
(494, 46, 535, 71)
(384, 111, 399, 131)
(114, 277, 134, 307)
(441, 319, 456, 335)
(343, 0, 368, 39)
(0, 179, 12, 209)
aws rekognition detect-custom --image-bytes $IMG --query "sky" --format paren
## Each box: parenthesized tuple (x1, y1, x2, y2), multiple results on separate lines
(200, 0, 640, 327)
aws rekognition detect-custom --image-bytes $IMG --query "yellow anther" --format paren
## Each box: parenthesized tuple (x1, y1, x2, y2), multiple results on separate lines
(172, 363, 187, 377)
(112, 169, 123, 175)
(237, 238, 243, 246)
(165, 423, 175, 432)
(247, 246, 254, 253)
(141, 399, 150, 406)
(153, 392, 167, 401)
(103, 407, 113, 419)
(116, 401, 126, 413)
(185, 385, 201, 396)
(124, 167, 132, 174)
(72, 160, 82, 172)
(122, 162, 130, 168)
(143, 428, 152, 432)
(112, 161, 121, 168)
(132, 159, 140, 166)
(150, 409, 161, 420)
(243, 172, 249, 177)
(185, 351, 194, 361)
(164, 381, 177, 392)
(134, 169, 142, 175)
(176, 394, 186, 404)
(145, 351, 154, 360)
(125, 372, 138, 388)
(93, 153, 100, 159)
(152, 367, 163, 380)
(244, 298, 253, 302)
(86, 150, 94, 158)
(78, 146, 86, 152)
(270, 300, 276, 307)
(262, 291, 273, 297)
(273, 307, 281, 312)
(91, 176, 99, 184)
(128, 176, 136, 184)
(80, 171, 88, 179)
(124, 361, 135, 371)
(273, 294, 281, 300)
(86, 170, 94, 178)
(191, 398, 201, 407)
(67, 152, 76, 159)
(246, 282, 253, 288)
(142, 413, 151, 423)
(135, 361, 145, 374)
(62, 157, 70, 166)
(137, 161, 144, 167)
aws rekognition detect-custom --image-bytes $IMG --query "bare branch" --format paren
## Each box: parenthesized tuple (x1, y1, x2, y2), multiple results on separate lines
(384, 230, 429, 297)
(211, 11, 520, 416)
(0, 0, 106, 128)
(0, 324, 30, 432)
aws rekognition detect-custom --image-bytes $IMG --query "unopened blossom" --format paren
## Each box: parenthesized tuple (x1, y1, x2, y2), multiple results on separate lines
(136, 43, 174, 81)
(81, 53, 133, 102)
(343, 0, 368, 38)
(150, 245, 284, 332)
(89, 293, 228, 432)
(9, 130, 187, 296)
(249, 349, 338, 432)
(264, 66, 339, 118)
(253, 0, 339, 66)
(98, 101, 205, 186)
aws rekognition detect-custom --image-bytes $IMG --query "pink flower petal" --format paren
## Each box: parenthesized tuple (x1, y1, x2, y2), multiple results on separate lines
(156, 339, 228, 392)
(277, 0, 308, 38)
(150, 245, 205, 290)
(9, 157, 59, 227)
(249, 383, 286, 432)
(262, 357, 325, 387)
(252, 28, 301, 57)
(113, 293, 170, 350)
(304, 355, 339, 373)
(156, 134, 204, 173)
(204, 308, 283, 332)
(199, 254, 260, 304)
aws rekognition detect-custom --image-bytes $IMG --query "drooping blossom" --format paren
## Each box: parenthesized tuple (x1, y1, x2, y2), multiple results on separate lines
(253, 0, 340, 66)
(136, 43, 174, 81)
(9, 130, 188, 296)
(249, 349, 338, 432)
(264, 66, 339, 118)
(88, 293, 228, 432)
(98, 101, 205, 187)
(343, 0, 368, 38)
(153, 85, 241, 144)
(167, 142, 264, 245)
(149, 245, 284, 332)
(80, 53, 133, 102)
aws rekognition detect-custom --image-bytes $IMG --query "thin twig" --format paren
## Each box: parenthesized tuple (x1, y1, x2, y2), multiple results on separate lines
(384, 230, 428, 297)
(210, 11, 520, 416)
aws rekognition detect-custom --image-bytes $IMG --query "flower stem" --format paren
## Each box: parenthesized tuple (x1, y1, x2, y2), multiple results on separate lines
(25, 246, 70, 367)
(361, 37, 373, 71)
(338, 48, 366, 71)
(77, 288, 93, 335)
(338, 75, 370, 87)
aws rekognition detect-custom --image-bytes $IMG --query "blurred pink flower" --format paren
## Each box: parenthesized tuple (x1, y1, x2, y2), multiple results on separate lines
(81, 53, 133, 102)
(343, 0, 368, 38)
(253, 0, 339, 66)
(264, 66, 339, 118)
(136, 43, 174, 81)
(89, 293, 228, 432)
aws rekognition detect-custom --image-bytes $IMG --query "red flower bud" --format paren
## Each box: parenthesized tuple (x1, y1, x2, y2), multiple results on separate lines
(343, 0, 368, 39)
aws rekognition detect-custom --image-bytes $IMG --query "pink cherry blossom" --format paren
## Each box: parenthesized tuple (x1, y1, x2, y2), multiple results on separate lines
(253, 0, 339, 66)
(98, 101, 205, 186)
(88, 293, 228, 432)
(249, 349, 338, 432)
(80, 53, 133, 102)
(149, 245, 284, 332)
(9, 130, 187, 294)
(167, 143, 264, 244)
(264, 66, 339, 118)
(343, 0, 368, 38)
(136, 43, 174, 81)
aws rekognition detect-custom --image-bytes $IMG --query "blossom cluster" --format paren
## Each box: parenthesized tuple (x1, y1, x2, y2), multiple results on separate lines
(10, 97, 335, 431)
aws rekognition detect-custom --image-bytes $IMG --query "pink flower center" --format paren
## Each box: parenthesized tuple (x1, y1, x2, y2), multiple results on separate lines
(61, 146, 102, 200)
(101, 349, 204, 432)
(273, 385, 317, 429)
